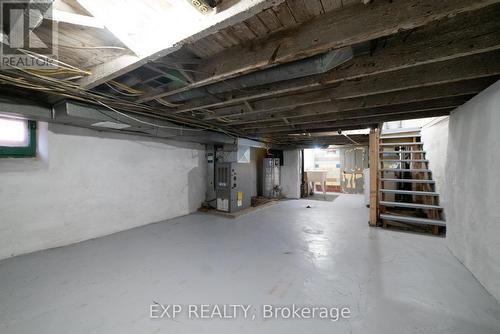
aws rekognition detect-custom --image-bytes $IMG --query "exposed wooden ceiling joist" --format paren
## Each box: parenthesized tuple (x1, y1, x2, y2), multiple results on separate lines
(207, 50, 500, 127)
(139, 0, 500, 103)
(207, 77, 496, 123)
(76, 0, 286, 89)
(224, 79, 494, 125)
(250, 108, 453, 135)
(2, 0, 499, 147)
(169, 5, 500, 114)
(241, 96, 470, 131)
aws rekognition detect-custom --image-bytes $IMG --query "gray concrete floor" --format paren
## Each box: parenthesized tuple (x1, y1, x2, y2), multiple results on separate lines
(1, 194, 499, 333)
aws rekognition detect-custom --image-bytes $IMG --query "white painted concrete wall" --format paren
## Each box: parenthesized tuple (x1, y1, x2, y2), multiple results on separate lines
(0, 123, 206, 260)
(421, 117, 450, 206)
(444, 80, 500, 301)
(281, 149, 301, 199)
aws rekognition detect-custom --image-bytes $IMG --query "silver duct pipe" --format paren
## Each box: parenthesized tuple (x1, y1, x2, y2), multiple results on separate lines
(0, 96, 237, 145)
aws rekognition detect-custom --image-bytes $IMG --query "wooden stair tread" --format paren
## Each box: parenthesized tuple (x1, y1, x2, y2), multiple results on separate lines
(380, 214, 446, 226)
(380, 201, 443, 210)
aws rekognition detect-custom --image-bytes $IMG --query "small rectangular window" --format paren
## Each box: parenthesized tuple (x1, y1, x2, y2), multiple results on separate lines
(0, 117, 36, 158)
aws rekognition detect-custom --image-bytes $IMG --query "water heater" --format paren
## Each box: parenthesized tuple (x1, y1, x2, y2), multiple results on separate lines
(263, 158, 281, 198)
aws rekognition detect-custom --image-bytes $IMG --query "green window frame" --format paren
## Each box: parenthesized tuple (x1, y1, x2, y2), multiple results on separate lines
(0, 120, 37, 158)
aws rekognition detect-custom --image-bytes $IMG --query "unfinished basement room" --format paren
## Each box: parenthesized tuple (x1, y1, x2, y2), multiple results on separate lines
(1, 0, 500, 333)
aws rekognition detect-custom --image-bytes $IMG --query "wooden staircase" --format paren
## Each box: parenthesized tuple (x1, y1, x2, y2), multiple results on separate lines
(378, 131, 446, 235)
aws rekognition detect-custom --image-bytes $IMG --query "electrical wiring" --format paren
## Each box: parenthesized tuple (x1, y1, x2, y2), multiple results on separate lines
(4, 50, 263, 141)
(92, 99, 205, 132)
(215, 116, 233, 123)
(108, 80, 143, 95)
(93, 98, 238, 139)
(18, 49, 91, 76)
(1, 62, 242, 137)
(105, 82, 142, 97)
(154, 98, 183, 108)
(61, 75, 85, 81)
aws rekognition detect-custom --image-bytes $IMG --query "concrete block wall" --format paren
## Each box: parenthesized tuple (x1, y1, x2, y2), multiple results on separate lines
(444, 80, 500, 301)
(0, 123, 207, 260)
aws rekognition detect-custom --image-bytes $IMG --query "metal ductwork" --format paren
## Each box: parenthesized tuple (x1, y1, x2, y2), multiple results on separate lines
(51, 100, 236, 144)
(166, 46, 354, 103)
(0, 96, 238, 145)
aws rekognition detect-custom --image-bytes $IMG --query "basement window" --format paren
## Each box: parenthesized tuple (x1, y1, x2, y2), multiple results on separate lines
(0, 117, 36, 158)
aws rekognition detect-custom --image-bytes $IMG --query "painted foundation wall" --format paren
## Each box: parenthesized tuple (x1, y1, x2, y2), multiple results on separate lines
(444, 80, 500, 301)
(281, 149, 301, 199)
(421, 117, 450, 209)
(0, 123, 207, 260)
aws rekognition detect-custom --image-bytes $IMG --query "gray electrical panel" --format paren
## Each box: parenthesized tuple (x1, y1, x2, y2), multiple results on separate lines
(216, 162, 252, 213)
(263, 158, 281, 198)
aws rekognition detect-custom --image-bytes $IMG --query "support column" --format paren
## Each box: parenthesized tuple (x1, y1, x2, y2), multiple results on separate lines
(369, 128, 380, 226)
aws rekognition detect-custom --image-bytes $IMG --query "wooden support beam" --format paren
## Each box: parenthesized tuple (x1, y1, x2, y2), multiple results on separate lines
(279, 134, 369, 142)
(247, 108, 453, 134)
(209, 50, 500, 127)
(272, 135, 370, 147)
(369, 128, 379, 226)
(238, 96, 470, 129)
(205, 89, 333, 119)
(75, 0, 285, 89)
(173, 65, 195, 84)
(244, 100, 254, 112)
(80, 54, 141, 89)
(140, 0, 499, 105)
(144, 64, 190, 86)
(218, 78, 493, 124)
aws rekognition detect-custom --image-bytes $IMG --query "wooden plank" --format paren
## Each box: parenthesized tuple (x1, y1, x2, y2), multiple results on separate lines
(217, 29, 242, 47)
(76, 0, 143, 55)
(240, 96, 466, 130)
(369, 128, 379, 226)
(76, 0, 284, 89)
(229, 22, 257, 41)
(257, 9, 283, 31)
(286, 0, 316, 23)
(206, 89, 334, 119)
(244, 15, 270, 38)
(165, 6, 500, 112)
(235, 95, 472, 128)
(204, 35, 227, 53)
(304, 0, 325, 17)
(184, 44, 211, 58)
(208, 77, 493, 122)
(321, 0, 343, 12)
(272, 3, 297, 27)
(212, 32, 235, 48)
(204, 50, 500, 125)
(342, 0, 361, 8)
(247, 108, 454, 134)
(138, 0, 500, 102)
(80, 54, 141, 88)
